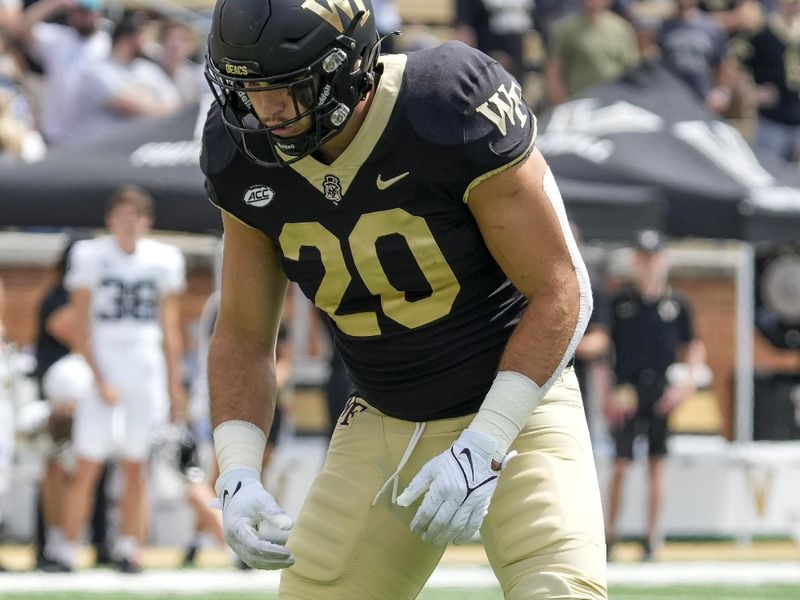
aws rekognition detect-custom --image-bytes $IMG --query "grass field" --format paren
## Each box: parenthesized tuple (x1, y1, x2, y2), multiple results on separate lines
(2, 542, 799, 599)
(1, 588, 800, 600)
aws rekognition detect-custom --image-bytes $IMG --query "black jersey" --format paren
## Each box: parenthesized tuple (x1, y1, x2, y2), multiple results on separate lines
(736, 18, 800, 126)
(610, 286, 695, 385)
(201, 42, 536, 421)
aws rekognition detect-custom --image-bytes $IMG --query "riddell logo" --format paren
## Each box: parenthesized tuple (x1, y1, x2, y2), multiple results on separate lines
(243, 185, 275, 207)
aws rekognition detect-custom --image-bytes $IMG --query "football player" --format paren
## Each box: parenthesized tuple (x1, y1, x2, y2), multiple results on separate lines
(202, 0, 606, 597)
(60, 185, 186, 572)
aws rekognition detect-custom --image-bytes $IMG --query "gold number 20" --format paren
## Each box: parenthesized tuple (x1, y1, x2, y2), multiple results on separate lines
(280, 208, 460, 336)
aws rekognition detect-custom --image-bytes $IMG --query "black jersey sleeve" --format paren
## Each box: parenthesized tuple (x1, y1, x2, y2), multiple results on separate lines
(199, 103, 240, 213)
(405, 42, 536, 184)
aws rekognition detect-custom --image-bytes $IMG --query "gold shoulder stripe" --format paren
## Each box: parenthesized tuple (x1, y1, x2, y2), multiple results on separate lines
(462, 115, 538, 204)
(288, 53, 407, 197)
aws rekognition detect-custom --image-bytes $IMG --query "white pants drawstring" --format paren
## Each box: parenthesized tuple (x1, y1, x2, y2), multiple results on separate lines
(372, 421, 426, 506)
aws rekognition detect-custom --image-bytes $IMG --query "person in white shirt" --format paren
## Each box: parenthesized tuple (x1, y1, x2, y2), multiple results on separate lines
(58, 185, 186, 572)
(70, 10, 180, 142)
(14, 0, 110, 145)
(154, 20, 206, 106)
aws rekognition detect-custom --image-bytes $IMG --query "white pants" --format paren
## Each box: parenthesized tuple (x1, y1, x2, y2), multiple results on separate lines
(73, 346, 169, 462)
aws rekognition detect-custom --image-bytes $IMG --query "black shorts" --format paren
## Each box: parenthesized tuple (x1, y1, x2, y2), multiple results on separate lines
(612, 378, 669, 460)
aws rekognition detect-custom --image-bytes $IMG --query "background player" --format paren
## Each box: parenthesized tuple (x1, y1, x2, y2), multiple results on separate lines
(59, 185, 186, 572)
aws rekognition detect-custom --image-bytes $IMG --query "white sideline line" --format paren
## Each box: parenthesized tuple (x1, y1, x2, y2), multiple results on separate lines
(1, 563, 799, 593)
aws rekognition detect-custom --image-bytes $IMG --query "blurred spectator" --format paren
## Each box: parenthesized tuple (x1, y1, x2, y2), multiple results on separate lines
(14, 0, 110, 145)
(533, 0, 580, 49)
(545, 0, 640, 105)
(69, 11, 180, 141)
(734, 0, 800, 162)
(701, 0, 765, 34)
(0, 26, 44, 161)
(153, 20, 204, 106)
(453, 0, 535, 81)
(602, 230, 706, 562)
(658, 0, 739, 115)
(58, 185, 186, 573)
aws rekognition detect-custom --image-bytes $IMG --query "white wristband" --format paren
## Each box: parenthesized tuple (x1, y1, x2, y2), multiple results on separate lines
(468, 371, 543, 461)
(213, 420, 266, 475)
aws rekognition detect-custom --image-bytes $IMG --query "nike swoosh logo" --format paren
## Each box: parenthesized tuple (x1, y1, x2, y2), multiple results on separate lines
(451, 447, 497, 504)
(376, 171, 409, 190)
(459, 448, 475, 480)
(222, 480, 242, 508)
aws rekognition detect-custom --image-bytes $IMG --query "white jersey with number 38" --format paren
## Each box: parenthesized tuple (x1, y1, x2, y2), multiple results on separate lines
(65, 236, 186, 347)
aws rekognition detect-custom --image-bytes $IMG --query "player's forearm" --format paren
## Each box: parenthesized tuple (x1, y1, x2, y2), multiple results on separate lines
(469, 269, 586, 460)
(499, 272, 582, 384)
(208, 326, 276, 434)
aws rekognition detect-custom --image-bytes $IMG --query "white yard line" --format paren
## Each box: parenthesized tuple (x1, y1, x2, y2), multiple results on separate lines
(0, 563, 799, 593)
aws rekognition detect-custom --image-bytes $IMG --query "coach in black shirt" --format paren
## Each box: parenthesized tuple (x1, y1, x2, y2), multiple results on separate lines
(602, 230, 706, 561)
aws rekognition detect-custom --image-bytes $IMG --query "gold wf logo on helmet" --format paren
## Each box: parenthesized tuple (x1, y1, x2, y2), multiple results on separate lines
(224, 64, 249, 76)
(301, 0, 371, 34)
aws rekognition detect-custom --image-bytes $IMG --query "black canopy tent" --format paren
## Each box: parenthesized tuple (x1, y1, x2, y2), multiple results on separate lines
(538, 62, 800, 244)
(0, 100, 220, 234)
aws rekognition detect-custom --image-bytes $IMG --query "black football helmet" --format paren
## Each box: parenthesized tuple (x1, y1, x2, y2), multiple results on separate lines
(205, 0, 380, 167)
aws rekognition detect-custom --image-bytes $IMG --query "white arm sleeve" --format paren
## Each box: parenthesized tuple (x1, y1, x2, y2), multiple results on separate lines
(540, 166, 592, 395)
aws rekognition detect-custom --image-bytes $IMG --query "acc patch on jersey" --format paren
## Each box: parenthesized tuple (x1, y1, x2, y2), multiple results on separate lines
(243, 184, 275, 207)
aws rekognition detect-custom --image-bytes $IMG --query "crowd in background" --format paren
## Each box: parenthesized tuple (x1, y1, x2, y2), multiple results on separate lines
(0, 0, 799, 164)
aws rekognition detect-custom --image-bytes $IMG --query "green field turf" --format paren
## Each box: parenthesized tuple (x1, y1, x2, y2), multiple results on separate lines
(1, 587, 800, 600)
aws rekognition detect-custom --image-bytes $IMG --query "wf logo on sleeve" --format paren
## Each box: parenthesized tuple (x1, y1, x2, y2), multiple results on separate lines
(476, 82, 528, 136)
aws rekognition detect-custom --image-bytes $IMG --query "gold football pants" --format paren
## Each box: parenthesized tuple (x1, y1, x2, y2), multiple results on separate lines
(279, 368, 607, 599)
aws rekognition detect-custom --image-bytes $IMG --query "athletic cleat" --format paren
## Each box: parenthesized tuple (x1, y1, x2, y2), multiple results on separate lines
(113, 557, 143, 574)
(37, 556, 73, 573)
(181, 543, 199, 567)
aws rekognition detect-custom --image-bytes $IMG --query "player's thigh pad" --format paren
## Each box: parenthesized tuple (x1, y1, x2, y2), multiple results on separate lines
(280, 400, 469, 600)
(482, 369, 607, 600)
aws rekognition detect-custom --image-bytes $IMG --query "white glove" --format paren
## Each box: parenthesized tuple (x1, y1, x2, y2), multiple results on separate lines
(211, 467, 294, 569)
(396, 428, 515, 546)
